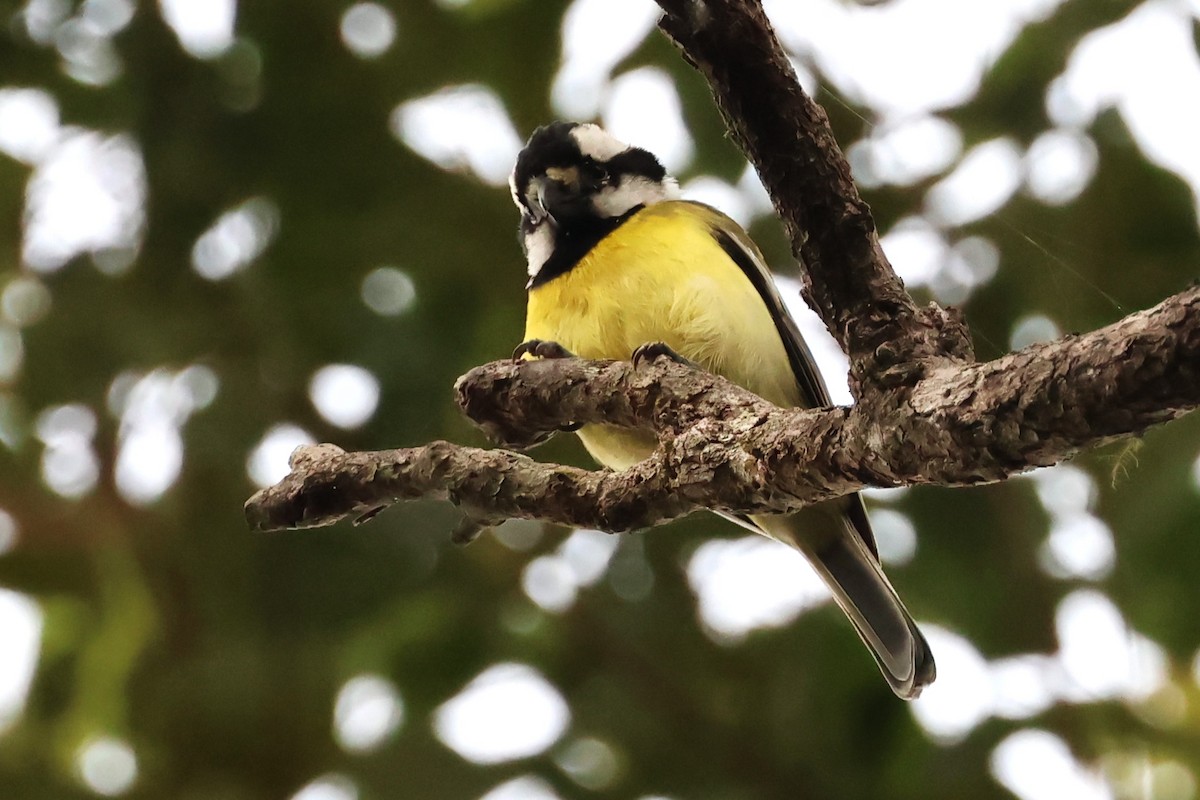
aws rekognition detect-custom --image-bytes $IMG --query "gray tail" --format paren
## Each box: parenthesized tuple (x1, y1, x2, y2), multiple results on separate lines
(750, 507, 936, 699)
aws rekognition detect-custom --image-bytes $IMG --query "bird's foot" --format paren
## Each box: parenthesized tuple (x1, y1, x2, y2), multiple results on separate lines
(512, 339, 575, 362)
(632, 341, 694, 369)
(512, 339, 583, 434)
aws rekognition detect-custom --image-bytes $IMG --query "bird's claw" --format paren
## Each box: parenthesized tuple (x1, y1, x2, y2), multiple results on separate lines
(512, 340, 583, 433)
(632, 341, 693, 369)
(512, 339, 576, 362)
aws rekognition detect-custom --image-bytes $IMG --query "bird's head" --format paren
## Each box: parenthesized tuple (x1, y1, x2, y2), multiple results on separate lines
(509, 122, 678, 278)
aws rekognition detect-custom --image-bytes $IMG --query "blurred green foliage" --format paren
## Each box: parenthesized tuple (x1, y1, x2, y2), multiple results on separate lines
(1, 1, 1199, 799)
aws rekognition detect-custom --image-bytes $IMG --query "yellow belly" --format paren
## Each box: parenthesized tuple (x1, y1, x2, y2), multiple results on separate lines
(523, 201, 801, 470)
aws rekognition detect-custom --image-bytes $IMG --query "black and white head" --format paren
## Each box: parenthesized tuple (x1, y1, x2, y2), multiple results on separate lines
(510, 121, 679, 282)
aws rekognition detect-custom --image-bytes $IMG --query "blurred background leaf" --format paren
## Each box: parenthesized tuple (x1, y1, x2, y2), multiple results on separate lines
(1, 0, 1199, 798)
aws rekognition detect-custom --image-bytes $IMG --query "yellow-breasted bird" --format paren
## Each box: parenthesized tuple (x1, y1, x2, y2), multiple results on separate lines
(509, 121, 935, 699)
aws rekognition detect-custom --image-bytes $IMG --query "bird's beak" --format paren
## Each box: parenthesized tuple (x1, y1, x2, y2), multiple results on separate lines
(536, 181, 553, 223)
(528, 178, 556, 226)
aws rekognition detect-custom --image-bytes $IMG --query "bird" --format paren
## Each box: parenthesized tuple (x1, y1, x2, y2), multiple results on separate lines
(508, 121, 936, 699)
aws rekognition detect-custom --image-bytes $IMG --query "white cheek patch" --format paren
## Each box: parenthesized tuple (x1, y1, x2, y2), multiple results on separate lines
(523, 223, 555, 279)
(570, 124, 630, 162)
(591, 175, 680, 217)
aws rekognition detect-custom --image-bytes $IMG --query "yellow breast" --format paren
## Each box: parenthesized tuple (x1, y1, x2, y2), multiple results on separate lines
(523, 201, 801, 470)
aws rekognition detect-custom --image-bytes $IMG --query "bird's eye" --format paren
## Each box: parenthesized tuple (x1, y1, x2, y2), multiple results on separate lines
(582, 159, 610, 187)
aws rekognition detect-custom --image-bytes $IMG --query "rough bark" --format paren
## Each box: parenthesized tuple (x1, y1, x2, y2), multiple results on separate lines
(246, 286, 1200, 532)
(655, 0, 973, 396)
(244, 0, 1200, 534)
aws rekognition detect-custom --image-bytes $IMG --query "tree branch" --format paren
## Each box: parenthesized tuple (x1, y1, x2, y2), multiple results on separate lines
(655, 0, 973, 393)
(246, 286, 1200, 532)
(243, 0, 1200, 535)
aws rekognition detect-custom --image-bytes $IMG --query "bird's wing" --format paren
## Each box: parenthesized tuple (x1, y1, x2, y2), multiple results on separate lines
(689, 201, 879, 561)
(699, 216, 831, 409)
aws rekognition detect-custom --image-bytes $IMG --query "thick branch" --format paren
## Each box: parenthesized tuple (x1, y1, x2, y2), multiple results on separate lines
(655, 0, 973, 390)
(246, 286, 1200, 532)
(243, 402, 825, 532)
(245, 442, 699, 533)
(244, 0, 1199, 535)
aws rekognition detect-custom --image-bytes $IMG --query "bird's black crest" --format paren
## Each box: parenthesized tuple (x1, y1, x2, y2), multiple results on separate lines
(512, 121, 668, 206)
(604, 147, 666, 184)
